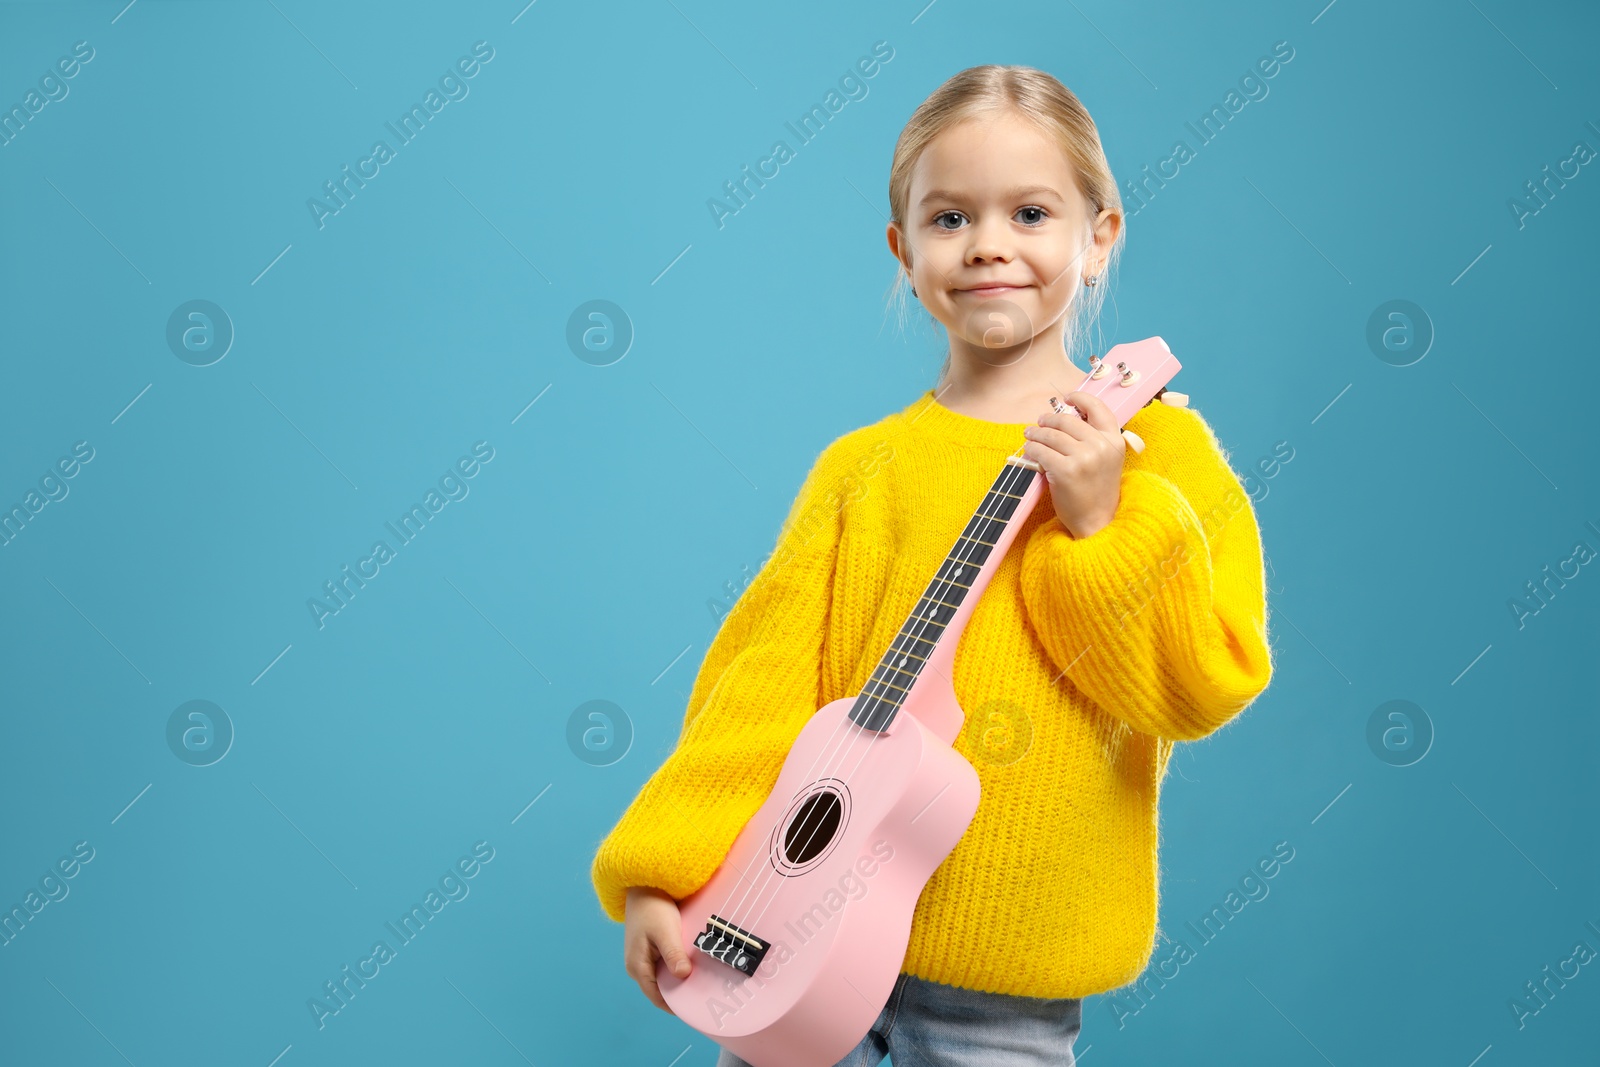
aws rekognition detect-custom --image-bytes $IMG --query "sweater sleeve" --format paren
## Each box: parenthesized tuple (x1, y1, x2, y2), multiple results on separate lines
(1018, 405, 1273, 741)
(589, 445, 846, 923)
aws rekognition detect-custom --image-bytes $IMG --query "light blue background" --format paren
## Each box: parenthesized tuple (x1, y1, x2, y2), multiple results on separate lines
(1, 1, 1596, 1064)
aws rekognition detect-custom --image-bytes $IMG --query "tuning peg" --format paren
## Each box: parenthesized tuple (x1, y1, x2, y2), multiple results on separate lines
(1088, 354, 1109, 379)
(1122, 429, 1146, 454)
(1159, 390, 1189, 407)
(1117, 362, 1139, 387)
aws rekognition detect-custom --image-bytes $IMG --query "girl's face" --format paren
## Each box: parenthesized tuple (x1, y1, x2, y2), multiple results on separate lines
(889, 110, 1118, 368)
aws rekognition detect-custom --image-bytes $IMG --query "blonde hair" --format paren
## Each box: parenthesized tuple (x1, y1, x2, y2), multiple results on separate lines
(887, 65, 1124, 382)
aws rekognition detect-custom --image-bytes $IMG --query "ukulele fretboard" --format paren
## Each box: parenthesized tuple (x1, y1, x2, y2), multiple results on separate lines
(848, 462, 1039, 732)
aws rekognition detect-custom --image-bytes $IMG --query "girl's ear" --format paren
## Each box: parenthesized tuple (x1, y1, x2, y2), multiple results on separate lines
(1089, 207, 1122, 257)
(885, 221, 913, 275)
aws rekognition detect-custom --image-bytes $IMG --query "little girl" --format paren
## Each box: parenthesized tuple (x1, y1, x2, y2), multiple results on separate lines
(591, 64, 1274, 1066)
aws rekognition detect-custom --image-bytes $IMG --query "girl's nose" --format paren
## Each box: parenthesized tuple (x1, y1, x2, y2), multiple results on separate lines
(964, 218, 1012, 262)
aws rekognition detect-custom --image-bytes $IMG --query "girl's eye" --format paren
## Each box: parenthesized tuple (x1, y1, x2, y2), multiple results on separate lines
(932, 207, 1048, 229)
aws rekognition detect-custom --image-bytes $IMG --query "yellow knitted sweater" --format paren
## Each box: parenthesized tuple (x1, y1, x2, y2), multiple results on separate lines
(590, 388, 1274, 999)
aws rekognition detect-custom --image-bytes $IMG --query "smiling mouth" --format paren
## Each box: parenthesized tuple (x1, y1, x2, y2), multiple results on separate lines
(959, 285, 1028, 296)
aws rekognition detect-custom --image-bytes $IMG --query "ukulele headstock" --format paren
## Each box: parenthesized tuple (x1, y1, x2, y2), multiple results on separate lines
(1024, 337, 1184, 460)
(1052, 337, 1182, 426)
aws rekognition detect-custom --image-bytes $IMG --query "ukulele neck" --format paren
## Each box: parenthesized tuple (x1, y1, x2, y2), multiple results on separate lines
(846, 457, 1044, 736)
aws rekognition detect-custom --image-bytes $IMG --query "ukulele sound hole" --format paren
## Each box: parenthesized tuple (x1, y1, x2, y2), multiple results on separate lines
(782, 790, 844, 865)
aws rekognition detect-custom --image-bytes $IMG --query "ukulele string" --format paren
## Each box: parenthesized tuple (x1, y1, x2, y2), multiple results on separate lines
(732, 450, 1037, 943)
(728, 368, 1179, 971)
(725, 442, 1039, 945)
(715, 369, 1118, 950)
(693, 471, 997, 957)
(705, 434, 1030, 951)
(729, 366, 1139, 939)
(711, 364, 1131, 957)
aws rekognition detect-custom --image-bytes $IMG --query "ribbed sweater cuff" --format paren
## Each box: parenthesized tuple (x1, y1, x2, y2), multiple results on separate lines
(1036, 467, 1205, 610)
(1022, 469, 1263, 740)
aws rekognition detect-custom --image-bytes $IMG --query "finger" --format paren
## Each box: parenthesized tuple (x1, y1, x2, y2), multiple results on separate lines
(1065, 391, 1119, 434)
(627, 948, 681, 1015)
(1037, 407, 1096, 443)
(624, 947, 656, 986)
(651, 930, 693, 980)
(1021, 441, 1074, 482)
(1023, 423, 1082, 458)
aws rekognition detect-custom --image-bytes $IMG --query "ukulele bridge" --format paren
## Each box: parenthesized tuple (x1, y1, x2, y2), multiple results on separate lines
(693, 913, 771, 976)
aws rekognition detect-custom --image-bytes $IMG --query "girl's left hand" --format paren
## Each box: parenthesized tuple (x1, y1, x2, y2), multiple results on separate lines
(1021, 390, 1126, 539)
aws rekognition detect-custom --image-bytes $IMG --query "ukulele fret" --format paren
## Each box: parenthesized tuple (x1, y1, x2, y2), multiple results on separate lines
(849, 463, 1041, 732)
(885, 634, 939, 660)
(863, 673, 911, 696)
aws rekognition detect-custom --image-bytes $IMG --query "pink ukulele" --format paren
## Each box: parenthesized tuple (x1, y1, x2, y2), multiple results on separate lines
(659, 338, 1184, 1067)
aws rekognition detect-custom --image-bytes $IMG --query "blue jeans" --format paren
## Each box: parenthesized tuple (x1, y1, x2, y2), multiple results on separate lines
(713, 972, 1083, 1067)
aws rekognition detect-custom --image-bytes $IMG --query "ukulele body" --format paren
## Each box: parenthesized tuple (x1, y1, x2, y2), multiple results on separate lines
(658, 689, 981, 1067)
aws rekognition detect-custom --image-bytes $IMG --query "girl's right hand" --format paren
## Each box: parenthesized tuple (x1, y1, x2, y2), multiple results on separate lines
(623, 886, 693, 1013)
